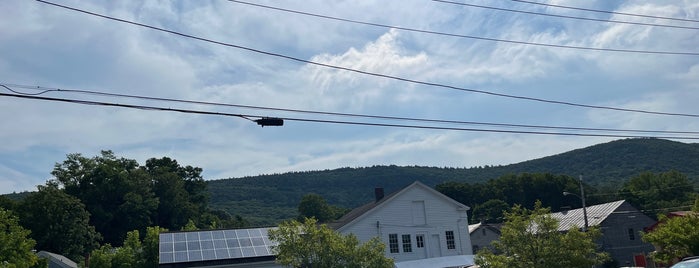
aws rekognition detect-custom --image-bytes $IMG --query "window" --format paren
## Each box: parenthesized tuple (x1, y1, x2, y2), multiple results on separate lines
(628, 228, 635, 240)
(389, 234, 399, 253)
(416, 234, 424, 248)
(446, 231, 456, 249)
(402, 234, 412, 253)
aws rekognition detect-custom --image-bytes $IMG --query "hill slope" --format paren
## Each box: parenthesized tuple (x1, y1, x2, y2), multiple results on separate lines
(208, 138, 699, 225)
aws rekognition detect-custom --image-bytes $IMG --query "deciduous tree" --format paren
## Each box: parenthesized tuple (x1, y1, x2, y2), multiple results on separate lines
(619, 171, 696, 217)
(476, 201, 608, 268)
(0, 208, 38, 268)
(50, 151, 158, 245)
(19, 185, 100, 262)
(642, 199, 699, 263)
(268, 218, 393, 268)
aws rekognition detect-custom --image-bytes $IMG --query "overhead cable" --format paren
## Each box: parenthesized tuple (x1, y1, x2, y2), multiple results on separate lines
(432, 0, 699, 30)
(33, 0, 699, 119)
(510, 0, 699, 23)
(5, 83, 699, 136)
(4, 92, 699, 140)
(223, 0, 699, 54)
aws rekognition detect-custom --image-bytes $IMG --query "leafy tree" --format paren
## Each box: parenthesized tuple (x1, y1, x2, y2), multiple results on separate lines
(142, 226, 167, 268)
(476, 202, 608, 268)
(268, 218, 393, 268)
(642, 201, 699, 263)
(145, 157, 208, 230)
(19, 185, 100, 262)
(88, 226, 166, 268)
(50, 151, 158, 245)
(0, 208, 38, 268)
(619, 171, 696, 217)
(297, 194, 335, 223)
(181, 219, 198, 231)
(472, 199, 509, 223)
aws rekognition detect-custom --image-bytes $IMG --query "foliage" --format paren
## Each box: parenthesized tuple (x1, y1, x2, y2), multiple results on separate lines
(642, 201, 699, 263)
(50, 151, 159, 245)
(472, 199, 509, 223)
(88, 226, 166, 268)
(436, 173, 597, 221)
(297, 194, 347, 223)
(268, 218, 393, 268)
(0, 208, 39, 268)
(206, 138, 699, 225)
(619, 171, 697, 217)
(49, 151, 212, 245)
(475, 202, 609, 268)
(19, 185, 100, 262)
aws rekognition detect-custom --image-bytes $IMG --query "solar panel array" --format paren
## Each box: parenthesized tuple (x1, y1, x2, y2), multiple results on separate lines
(159, 227, 277, 264)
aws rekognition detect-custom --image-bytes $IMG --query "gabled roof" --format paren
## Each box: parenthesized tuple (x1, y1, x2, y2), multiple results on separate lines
(550, 200, 626, 231)
(36, 251, 77, 268)
(329, 181, 469, 231)
(468, 222, 501, 234)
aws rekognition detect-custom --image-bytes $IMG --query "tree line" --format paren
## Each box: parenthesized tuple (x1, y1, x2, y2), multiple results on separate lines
(435, 171, 697, 223)
(0, 151, 248, 266)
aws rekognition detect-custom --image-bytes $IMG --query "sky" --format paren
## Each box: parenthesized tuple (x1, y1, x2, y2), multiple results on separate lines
(1, 0, 698, 194)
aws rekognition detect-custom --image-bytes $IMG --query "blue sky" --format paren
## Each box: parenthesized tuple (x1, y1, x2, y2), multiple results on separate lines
(1, 0, 698, 194)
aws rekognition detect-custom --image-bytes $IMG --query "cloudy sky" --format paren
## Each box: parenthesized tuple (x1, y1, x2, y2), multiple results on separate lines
(1, 0, 698, 194)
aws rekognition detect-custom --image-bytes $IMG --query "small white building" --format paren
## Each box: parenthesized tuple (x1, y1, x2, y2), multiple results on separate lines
(329, 181, 475, 268)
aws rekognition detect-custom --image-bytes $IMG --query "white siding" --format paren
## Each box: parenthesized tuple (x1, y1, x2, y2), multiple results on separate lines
(338, 183, 472, 263)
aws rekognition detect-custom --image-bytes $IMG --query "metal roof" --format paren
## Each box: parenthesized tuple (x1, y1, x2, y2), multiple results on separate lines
(550, 200, 626, 231)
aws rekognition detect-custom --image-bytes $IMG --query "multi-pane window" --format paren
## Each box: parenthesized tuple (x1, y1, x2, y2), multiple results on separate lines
(416, 234, 424, 248)
(402, 234, 412, 253)
(389, 234, 399, 253)
(446, 231, 456, 249)
(628, 228, 635, 240)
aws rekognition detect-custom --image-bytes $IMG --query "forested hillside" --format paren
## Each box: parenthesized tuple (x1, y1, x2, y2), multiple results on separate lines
(209, 138, 699, 225)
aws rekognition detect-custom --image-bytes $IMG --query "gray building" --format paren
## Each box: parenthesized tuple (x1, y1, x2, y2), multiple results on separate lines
(467, 223, 501, 253)
(551, 200, 656, 267)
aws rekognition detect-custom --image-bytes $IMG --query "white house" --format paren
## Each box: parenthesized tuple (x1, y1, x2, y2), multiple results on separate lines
(329, 181, 475, 268)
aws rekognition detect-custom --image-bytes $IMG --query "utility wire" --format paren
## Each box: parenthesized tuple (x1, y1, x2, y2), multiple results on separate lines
(5, 83, 699, 136)
(32, 0, 699, 120)
(433, 0, 699, 30)
(224, 0, 699, 55)
(5, 92, 699, 140)
(510, 0, 699, 23)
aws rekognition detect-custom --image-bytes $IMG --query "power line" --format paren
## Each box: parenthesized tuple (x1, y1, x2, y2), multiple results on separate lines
(5, 83, 699, 136)
(510, 0, 699, 23)
(5, 92, 699, 140)
(432, 0, 699, 30)
(32, 0, 699, 120)
(224, 0, 699, 55)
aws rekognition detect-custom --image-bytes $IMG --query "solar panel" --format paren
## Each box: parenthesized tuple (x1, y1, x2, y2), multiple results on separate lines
(158, 227, 277, 264)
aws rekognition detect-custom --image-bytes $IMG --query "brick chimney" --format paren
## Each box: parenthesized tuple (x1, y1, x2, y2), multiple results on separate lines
(374, 187, 384, 202)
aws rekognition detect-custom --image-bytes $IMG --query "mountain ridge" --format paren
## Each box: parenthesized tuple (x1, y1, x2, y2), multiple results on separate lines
(208, 138, 699, 225)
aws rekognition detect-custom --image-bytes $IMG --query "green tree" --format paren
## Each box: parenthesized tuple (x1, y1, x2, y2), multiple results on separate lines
(472, 199, 509, 223)
(476, 202, 608, 268)
(297, 194, 335, 223)
(88, 226, 166, 268)
(19, 185, 100, 262)
(642, 202, 699, 263)
(144, 157, 208, 230)
(0, 208, 38, 268)
(50, 151, 158, 245)
(619, 171, 696, 216)
(268, 218, 393, 268)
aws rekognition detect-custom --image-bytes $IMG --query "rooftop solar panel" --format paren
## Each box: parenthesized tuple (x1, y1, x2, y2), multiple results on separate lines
(158, 227, 277, 264)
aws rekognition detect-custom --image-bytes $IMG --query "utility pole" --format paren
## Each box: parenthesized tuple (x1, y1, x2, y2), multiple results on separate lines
(579, 174, 589, 232)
